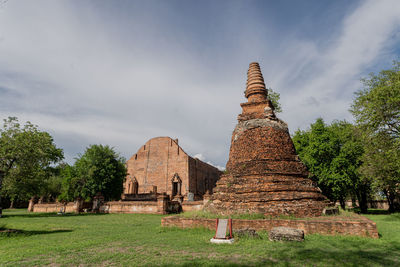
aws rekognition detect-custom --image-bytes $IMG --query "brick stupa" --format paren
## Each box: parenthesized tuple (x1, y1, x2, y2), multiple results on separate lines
(207, 62, 328, 217)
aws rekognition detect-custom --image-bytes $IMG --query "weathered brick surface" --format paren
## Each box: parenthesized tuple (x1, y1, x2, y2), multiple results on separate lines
(269, 227, 305, 242)
(207, 62, 328, 217)
(124, 137, 221, 201)
(182, 201, 204, 212)
(31, 197, 178, 215)
(161, 216, 379, 238)
(100, 201, 159, 214)
(33, 203, 74, 213)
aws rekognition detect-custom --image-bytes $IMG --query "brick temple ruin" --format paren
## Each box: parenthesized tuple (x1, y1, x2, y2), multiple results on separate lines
(206, 62, 329, 217)
(162, 62, 378, 239)
(31, 137, 221, 214)
(31, 62, 328, 217)
(123, 137, 221, 202)
(28, 61, 380, 238)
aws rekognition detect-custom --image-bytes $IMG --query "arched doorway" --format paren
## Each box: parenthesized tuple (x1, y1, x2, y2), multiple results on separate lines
(127, 176, 139, 194)
(171, 173, 182, 197)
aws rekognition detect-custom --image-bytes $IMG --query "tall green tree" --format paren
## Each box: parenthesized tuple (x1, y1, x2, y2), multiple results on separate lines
(58, 164, 77, 202)
(293, 119, 367, 210)
(293, 119, 345, 206)
(59, 145, 126, 201)
(0, 117, 63, 216)
(359, 132, 400, 212)
(330, 123, 370, 212)
(40, 163, 69, 202)
(351, 61, 400, 212)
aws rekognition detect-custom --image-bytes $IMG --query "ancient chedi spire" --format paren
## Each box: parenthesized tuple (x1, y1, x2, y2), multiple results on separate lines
(245, 62, 268, 102)
(207, 62, 328, 217)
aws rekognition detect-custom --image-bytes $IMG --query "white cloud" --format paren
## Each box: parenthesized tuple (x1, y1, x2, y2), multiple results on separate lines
(193, 154, 205, 161)
(194, 154, 225, 171)
(209, 164, 226, 172)
(275, 0, 400, 132)
(0, 1, 235, 165)
(0, 0, 399, 168)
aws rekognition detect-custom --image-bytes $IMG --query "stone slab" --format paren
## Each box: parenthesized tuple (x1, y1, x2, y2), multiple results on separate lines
(210, 238, 235, 244)
(215, 219, 228, 239)
(269, 227, 304, 242)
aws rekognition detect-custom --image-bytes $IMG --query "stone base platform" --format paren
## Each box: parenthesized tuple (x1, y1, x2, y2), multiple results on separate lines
(210, 238, 235, 244)
(161, 215, 379, 238)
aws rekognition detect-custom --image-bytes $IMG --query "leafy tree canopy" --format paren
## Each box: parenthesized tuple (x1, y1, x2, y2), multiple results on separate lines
(59, 145, 126, 201)
(351, 61, 400, 212)
(40, 163, 69, 202)
(359, 132, 400, 211)
(293, 119, 367, 210)
(351, 60, 400, 138)
(0, 117, 63, 210)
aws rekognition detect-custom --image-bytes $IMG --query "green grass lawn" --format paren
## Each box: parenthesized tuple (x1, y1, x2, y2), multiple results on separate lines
(1, 209, 399, 266)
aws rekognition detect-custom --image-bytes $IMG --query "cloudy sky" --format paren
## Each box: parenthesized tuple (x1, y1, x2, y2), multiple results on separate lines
(1, 0, 400, 168)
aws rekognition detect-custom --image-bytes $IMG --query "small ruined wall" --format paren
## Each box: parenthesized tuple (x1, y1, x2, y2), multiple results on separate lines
(345, 200, 389, 210)
(31, 201, 161, 214)
(33, 203, 75, 213)
(123, 194, 157, 201)
(182, 201, 204, 212)
(30, 195, 177, 215)
(161, 216, 379, 238)
(100, 201, 159, 214)
(368, 200, 389, 209)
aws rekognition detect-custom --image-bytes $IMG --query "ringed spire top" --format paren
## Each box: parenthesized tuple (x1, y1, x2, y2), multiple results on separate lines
(245, 62, 268, 102)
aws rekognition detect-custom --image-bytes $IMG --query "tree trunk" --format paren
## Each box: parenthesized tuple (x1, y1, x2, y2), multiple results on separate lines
(384, 189, 396, 213)
(358, 190, 368, 214)
(351, 196, 357, 208)
(27, 196, 37, 212)
(339, 197, 346, 210)
(9, 200, 14, 209)
(0, 171, 3, 218)
(388, 198, 395, 213)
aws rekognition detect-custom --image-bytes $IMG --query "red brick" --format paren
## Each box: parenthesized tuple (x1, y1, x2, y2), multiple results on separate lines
(124, 137, 221, 201)
(206, 62, 328, 217)
(161, 216, 379, 238)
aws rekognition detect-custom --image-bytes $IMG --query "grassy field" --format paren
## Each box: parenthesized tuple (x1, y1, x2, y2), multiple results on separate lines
(1, 209, 399, 266)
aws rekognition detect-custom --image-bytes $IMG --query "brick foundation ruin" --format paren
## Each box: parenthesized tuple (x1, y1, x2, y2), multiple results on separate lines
(161, 216, 379, 238)
(206, 62, 329, 217)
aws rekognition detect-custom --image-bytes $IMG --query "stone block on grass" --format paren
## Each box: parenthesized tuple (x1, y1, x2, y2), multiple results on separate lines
(233, 228, 260, 239)
(323, 207, 339, 215)
(269, 227, 304, 242)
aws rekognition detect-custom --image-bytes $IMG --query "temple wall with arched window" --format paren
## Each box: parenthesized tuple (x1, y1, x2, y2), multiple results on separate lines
(123, 137, 222, 201)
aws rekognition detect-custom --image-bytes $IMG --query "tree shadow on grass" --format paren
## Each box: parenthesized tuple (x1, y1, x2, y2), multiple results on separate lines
(160, 246, 400, 267)
(2, 212, 107, 219)
(0, 228, 72, 237)
(160, 260, 275, 267)
(351, 208, 391, 215)
(161, 263, 273, 267)
(381, 213, 400, 221)
(159, 237, 400, 267)
(275, 237, 400, 267)
(365, 209, 392, 215)
(290, 247, 399, 266)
